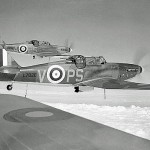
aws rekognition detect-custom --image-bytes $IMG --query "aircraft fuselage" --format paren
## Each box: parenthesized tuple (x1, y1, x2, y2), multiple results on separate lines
(0, 62, 141, 86)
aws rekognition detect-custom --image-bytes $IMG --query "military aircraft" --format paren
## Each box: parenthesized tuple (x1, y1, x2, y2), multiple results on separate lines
(0, 40, 72, 58)
(1, 54, 150, 93)
(0, 94, 150, 150)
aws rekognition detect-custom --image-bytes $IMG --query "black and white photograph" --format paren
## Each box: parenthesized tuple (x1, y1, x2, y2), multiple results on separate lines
(0, 0, 150, 149)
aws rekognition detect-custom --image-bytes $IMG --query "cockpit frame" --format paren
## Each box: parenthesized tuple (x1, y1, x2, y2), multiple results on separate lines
(67, 55, 106, 69)
(28, 40, 51, 47)
(86, 56, 106, 65)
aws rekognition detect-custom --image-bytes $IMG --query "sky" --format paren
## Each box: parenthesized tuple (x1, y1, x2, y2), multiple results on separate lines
(0, 0, 150, 64)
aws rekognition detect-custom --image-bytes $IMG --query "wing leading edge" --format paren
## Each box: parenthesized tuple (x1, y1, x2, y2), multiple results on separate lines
(0, 94, 150, 150)
(77, 77, 150, 90)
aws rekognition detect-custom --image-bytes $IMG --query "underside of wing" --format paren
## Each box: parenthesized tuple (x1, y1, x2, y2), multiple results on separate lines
(76, 78, 150, 90)
(103, 80, 150, 90)
(35, 51, 61, 57)
(34, 46, 64, 57)
(0, 94, 150, 150)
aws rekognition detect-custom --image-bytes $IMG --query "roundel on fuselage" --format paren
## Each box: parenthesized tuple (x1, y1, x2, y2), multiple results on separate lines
(47, 65, 65, 83)
(18, 45, 28, 53)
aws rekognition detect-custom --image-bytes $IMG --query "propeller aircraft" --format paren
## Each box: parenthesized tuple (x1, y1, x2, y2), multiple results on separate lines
(0, 40, 72, 58)
(0, 54, 150, 150)
(1, 54, 150, 94)
(1, 39, 150, 149)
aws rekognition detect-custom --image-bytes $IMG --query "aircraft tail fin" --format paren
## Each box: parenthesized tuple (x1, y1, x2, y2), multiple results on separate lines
(0, 42, 7, 67)
(0, 38, 7, 67)
(0, 50, 3, 67)
(0, 49, 21, 68)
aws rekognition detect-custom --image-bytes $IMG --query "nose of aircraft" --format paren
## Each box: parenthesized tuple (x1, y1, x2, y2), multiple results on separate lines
(140, 66, 142, 73)
(69, 47, 72, 52)
(138, 65, 142, 74)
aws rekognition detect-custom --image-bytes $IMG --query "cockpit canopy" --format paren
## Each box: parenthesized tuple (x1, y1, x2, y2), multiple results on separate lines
(67, 55, 86, 69)
(67, 55, 106, 69)
(28, 40, 51, 47)
(86, 56, 106, 65)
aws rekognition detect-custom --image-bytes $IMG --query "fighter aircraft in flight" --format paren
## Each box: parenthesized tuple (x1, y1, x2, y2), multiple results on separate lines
(0, 54, 150, 93)
(0, 94, 150, 150)
(0, 40, 72, 58)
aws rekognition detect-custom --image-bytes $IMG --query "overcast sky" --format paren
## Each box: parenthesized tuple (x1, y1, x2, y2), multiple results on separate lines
(0, 0, 150, 64)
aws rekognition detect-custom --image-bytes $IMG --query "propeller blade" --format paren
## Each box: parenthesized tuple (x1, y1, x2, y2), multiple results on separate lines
(142, 64, 150, 72)
(64, 39, 69, 47)
(134, 48, 149, 65)
(64, 39, 74, 52)
(69, 42, 74, 49)
(133, 48, 150, 82)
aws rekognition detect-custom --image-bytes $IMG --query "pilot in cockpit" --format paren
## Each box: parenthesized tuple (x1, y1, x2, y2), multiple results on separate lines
(29, 40, 39, 47)
(40, 41, 51, 46)
(96, 56, 106, 65)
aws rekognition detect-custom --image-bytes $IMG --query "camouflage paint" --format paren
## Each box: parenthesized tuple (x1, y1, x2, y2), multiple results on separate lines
(13, 62, 141, 86)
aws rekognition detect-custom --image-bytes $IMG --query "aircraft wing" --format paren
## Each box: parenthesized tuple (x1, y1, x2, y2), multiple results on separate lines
(34, 51, 61, 57)
(76, 78, 150, 90)
(0, 94, 150, 150)
(34, 46, 65, 57)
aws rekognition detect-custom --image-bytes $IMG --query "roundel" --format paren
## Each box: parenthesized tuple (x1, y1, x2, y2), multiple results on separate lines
(47, 65, 65, 83)
(19, 45, 28, 53)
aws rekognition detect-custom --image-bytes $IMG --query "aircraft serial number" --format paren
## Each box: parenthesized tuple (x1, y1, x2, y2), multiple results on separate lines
(23, 73, 36, 78)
